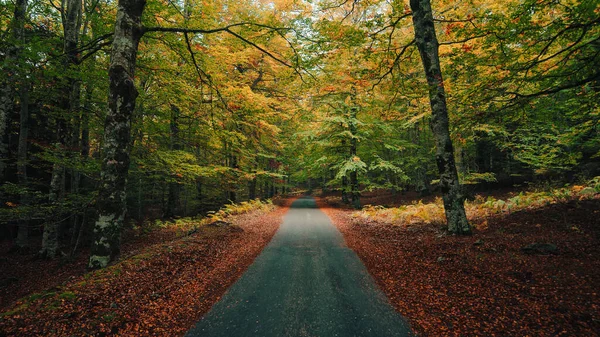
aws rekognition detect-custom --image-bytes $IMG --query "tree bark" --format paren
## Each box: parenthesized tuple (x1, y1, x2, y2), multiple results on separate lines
(410, 0, 470, 234)
(88, 0, 146, 269)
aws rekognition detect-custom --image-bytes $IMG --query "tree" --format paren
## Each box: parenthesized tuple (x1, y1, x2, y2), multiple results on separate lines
(88, 0, 300, 268)
(40, 0, 84, 258)
(87, 0, 146, 269)
(0, 0, 28, 183)
(410, 0, 470, 234)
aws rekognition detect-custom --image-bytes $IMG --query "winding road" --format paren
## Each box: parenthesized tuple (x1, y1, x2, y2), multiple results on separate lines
(185, 196, 413, 337)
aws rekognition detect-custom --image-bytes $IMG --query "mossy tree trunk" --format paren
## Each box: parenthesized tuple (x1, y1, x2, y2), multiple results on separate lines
(410, 0, 470, 234)
(88, 0, 146, 269)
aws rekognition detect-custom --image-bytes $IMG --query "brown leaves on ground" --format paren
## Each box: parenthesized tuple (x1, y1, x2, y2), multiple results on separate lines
(319, 198, 600, 336)
(0, 201, 290, 336)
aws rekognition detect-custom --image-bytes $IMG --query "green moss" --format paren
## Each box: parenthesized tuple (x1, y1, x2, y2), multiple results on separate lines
(27, 293, 44, 302)
(0, 303, 28, 317)
(75, 280, 88, 288)
(57, 291, 77, 301)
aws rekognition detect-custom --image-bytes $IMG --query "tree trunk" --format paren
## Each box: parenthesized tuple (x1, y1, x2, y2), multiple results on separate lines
(88, 0, 146, 269)
(341, 176, 349, 203)
(228, 155, 238, 202)
(349, 106, 361, 209)
(69, 62, 83, 247)
(0, 0, 28, 182)
(341, 138, 350, 204)
(410, 0, 470, 234)
(248, 173, 257, 200)
(166, 104, 181, 217)
(41, 0, 83, 258)
(15, 84, 30, 250)
(80, 85, 91, 159)
(41, 159, 65, 258)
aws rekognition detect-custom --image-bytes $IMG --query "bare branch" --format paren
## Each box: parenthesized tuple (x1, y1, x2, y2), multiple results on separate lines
(182, 32, 230, 111)
(372, 39, 416, 89)
(439, 33, 489, 45)
(504, 72, 600, 100)
(143, 23, 298, 72)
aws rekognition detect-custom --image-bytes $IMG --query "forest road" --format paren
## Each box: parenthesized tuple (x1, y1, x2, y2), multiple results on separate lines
(185, 196, 413, 337)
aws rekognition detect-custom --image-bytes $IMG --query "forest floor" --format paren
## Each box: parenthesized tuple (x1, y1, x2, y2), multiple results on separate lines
(319, 190, 600, 336)
(0, 199, 290, 336)
(2, 189, 599, 336)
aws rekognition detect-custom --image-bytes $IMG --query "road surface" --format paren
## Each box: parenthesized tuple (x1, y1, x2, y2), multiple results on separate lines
(186, 196, 413, 337)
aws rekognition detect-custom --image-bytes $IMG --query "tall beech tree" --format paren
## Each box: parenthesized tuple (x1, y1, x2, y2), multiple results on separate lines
(88, 0, 146, 269)
(88, 0, 298, 268)
(409, 0, 470, 234)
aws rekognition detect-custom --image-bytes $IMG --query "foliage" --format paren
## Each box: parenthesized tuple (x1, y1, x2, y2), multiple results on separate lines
(356, 178, 600, 228)
(134, 199, 275, 237)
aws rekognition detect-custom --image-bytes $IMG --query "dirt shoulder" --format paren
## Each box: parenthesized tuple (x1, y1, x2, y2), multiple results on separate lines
(0, 201, 290, 336)
(319, 198, 600, 336)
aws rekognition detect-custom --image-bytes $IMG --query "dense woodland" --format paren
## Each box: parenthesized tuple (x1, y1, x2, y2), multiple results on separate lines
(1, 0, 599, 270)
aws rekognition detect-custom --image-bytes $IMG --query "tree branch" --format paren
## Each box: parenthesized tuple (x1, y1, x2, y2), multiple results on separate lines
(372, 39, 416, 88)
(143, 23, 295, 70)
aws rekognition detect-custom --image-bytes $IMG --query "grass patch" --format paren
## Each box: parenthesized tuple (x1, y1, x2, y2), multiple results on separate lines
(57, 291, 76, 301)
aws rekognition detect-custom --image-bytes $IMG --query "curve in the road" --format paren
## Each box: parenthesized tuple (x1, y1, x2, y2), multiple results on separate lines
(186, 196, 414, 337)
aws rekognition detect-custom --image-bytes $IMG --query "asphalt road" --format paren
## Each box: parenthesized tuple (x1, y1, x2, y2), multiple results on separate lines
(186, 196, 413, 337)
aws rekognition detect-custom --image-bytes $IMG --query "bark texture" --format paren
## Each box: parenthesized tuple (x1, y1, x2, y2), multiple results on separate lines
(88, 0, 146, 269)
(410, 0, 471, 234)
